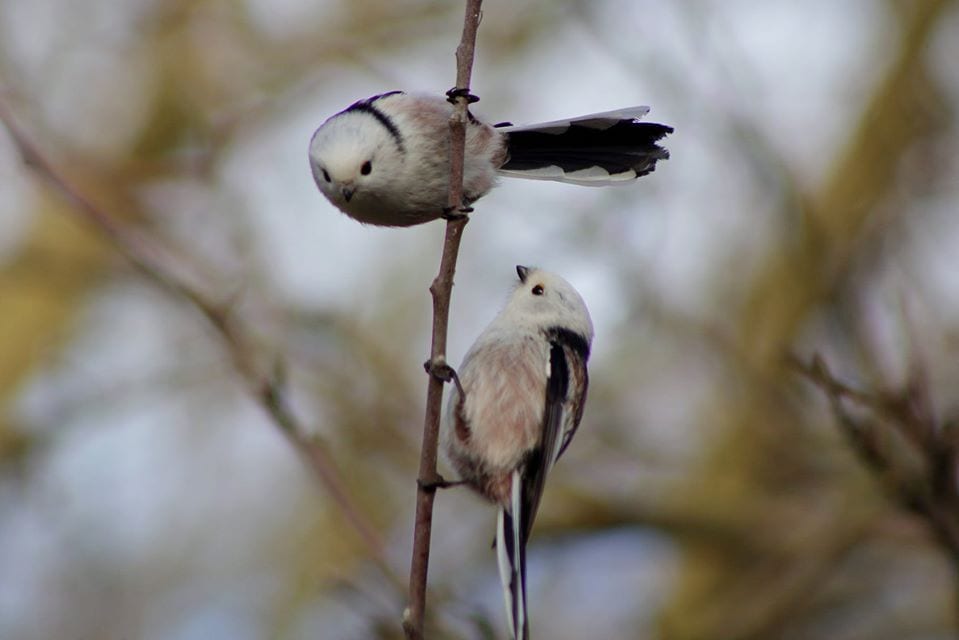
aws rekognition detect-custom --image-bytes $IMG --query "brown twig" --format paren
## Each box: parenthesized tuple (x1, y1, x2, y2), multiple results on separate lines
(0, 99, 397, 583)
(403, 2, 483, 638)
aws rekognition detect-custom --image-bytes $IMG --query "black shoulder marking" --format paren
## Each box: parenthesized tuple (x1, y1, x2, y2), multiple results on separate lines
(344, 91, 404, 111)
(547, 341, 571, 399)
(339, 92, 406, 153)
(546, 326, 590, 361)
(368, 90, 404, 102)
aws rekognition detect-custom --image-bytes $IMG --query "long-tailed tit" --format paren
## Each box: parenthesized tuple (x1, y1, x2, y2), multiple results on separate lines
(442, 266, 593, 640)
(309, 91, 672, 226)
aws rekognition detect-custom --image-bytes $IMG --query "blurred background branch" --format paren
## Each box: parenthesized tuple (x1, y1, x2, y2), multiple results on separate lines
(0, 98, 395, 583)
(793, 354, 959, 611)
(656, 1, 958, 637)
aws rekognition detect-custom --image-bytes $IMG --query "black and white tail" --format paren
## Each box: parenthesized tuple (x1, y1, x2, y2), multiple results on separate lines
(497, 106, 673, 186)
(497, 470, 529, 640)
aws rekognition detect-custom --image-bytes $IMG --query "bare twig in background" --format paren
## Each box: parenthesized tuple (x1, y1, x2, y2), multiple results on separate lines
(648, 1, 957, 637)
(403, 1, 483, 638)
(0, 100, 396, 583)
(792, 353, 959, 620)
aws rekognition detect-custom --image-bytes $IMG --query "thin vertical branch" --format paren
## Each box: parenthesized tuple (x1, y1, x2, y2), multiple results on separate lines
(403, 1, 483, 638)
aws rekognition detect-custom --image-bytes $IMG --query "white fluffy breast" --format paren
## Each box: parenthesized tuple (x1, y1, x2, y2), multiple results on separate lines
(448, 330, 549, 471)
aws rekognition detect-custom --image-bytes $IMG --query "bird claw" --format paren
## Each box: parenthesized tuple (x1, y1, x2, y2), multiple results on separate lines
(424, 357, 466, 396)
(441, 205, 472, 221)
(418, 474, 465, 492)
(446, 87, 480, 104)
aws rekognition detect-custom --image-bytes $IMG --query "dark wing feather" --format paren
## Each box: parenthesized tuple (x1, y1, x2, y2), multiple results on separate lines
(556, 350, 588, 460)
(501, 118, 672, 183)
(547, 327, 591, 459)
(503, 121, 672, 173)
(519, 341, 570, 544)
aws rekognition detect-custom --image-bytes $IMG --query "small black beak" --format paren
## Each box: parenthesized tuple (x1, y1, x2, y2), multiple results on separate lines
(516, 265, 530, 283)
(342, 187, 355, 202)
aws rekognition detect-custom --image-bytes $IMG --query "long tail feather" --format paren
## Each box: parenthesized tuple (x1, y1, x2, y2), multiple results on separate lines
(496, 471, 529, 639)
(497, 106, 673, 186)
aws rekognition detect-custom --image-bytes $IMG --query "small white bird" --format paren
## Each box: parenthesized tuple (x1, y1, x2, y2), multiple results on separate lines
(309, 91, 672, 226)
(443, 265, 593, 640)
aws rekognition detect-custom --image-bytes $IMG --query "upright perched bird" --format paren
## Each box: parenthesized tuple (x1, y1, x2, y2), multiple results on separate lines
(309, 91, 672, 226)
(443, 266, 593, 640)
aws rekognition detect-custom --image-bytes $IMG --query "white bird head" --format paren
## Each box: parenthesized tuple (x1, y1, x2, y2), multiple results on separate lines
(308, 109, 405, 214)
(497, 266, 594, 343)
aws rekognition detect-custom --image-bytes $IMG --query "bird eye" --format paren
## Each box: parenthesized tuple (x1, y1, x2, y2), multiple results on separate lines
(532, 285, 544, 296)
(360, 161, 372, 175)
(322, 169, 331, 183)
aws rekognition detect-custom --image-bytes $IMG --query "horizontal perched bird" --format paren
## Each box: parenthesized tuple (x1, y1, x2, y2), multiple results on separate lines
(309, 91, 673, 226)
(443, 266, 593, 640)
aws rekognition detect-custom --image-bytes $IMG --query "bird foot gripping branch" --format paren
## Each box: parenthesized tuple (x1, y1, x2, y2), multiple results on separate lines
(416, 475, 466, 493)
(441, 204, 474, 220)
(424, 356, 466, 397)
(445, 86, 480, 104)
